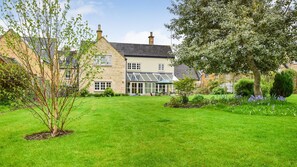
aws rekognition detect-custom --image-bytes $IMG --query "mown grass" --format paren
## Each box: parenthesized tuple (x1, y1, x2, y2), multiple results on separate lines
(0, 95, 297, 166)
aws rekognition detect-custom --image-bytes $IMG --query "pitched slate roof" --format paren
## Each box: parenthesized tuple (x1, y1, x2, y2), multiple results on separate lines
(110, 42, 174, 58)
(174, 64, 201, 80)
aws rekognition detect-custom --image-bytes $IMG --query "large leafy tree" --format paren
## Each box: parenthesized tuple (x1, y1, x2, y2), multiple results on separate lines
(0, 0, 99, 137)
(167, 0, 297, 96)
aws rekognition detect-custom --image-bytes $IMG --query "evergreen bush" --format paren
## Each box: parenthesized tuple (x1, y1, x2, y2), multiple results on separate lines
(234, 79, 254, 97)
(191, 94, 204, 103)
(270, 71, 294, 97)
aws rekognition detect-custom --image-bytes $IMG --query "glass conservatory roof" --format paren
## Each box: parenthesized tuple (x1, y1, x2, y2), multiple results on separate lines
(127, 72, 176, 83)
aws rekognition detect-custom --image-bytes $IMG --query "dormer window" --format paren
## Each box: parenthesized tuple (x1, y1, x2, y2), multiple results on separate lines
(94, 55, 112, 66)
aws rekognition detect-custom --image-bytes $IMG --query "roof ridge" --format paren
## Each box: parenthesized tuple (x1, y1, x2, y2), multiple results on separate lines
(110, 42, 171, 47)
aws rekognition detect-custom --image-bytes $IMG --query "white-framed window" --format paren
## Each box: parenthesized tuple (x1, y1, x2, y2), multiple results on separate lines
(94, 81, 112, 91)
(158, 64, 164, 71)
(94, 55, 112, 66)
(128, 63, 141, 70)
(65, 70, 71, 79)
(128, 63, 131, 69)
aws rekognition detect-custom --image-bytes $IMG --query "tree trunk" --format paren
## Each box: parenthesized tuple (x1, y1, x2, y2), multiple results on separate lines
(52, 125, 58, 137)
(247, 55, 262, 96)
(252, 70, 262, 96)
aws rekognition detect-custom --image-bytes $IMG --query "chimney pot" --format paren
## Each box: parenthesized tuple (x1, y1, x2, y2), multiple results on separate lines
(97, 24, 103, 40)
(148, 32, 154, 45)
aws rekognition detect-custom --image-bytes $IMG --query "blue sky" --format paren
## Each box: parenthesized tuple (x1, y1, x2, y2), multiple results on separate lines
(69, 0, 175, 45)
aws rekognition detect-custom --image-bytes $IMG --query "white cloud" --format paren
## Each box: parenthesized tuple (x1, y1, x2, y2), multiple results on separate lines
(122, 30, 172, 45)
(68, 0, 110, 18)
(69, 4, 99, 17)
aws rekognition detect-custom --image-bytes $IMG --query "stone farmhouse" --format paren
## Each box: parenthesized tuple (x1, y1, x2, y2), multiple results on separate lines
(81, 25, 177, 95)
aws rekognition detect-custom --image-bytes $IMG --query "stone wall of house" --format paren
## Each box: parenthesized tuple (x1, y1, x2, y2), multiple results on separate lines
(81, 37, 126, 94)
(0, 30, 50, 77)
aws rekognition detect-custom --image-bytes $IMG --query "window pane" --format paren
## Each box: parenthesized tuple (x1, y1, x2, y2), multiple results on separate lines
(128, 63, 131, 69)
(145, 83, 151, 94)
(138, 83, 143, 94)
(101, 82, 106, 90)
(95, 82, 100, 90)
(100, 55, 112, 65)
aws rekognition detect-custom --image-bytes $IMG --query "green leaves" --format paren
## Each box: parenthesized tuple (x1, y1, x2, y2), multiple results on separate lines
(167, 0, 297, 74)
(0, 62, 31, 104)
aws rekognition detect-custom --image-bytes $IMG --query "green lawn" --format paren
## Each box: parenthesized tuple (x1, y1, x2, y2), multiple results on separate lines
(0, 95, 297, 166)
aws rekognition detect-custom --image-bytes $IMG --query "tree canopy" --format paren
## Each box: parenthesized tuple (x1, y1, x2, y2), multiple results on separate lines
(167, 0, 297, 96)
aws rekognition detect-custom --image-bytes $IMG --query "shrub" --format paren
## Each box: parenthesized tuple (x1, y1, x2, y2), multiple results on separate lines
(0, 63, 30, 105)
(80, 88, 89, 97)
(181, 96, 189, 104)
(261, 84, 270, 97)
(165, 96, 183, 108)
(212, 87, 227, 95)
(103, 87, 115, 97)
(191, 94, 204, 103)
(234, 79, 254, 97)
(92, 93, 104, 97)
(208, 80, 220, 92)
(174, 77, 195, 104)
(284, 69, 297, 93)
(115, 93, 129, 96)
(196, 87, 210, 94)
(270, 71, 294, 97)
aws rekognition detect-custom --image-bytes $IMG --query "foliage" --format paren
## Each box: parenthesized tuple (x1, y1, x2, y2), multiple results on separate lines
(225, 95, 297, 116)
(208, 80, 220, 92)
(0, 63, 30, 105)
(212, 87, 227, 95)
(180, 96, 189, 104)
(0, 0, 98, 137)
(284, 69, 297, 93)
(103, 87, 115, 97)
(270, 71, 294, 97)
(196, 87, 210, 95)
(165, 96, 183, 108)
(234, 79, 254, 97)
(174, 77, 195, 103)
(261, 84, 270, 97)
(79, 88, 89, 97)
(191, 94, 204, 103)
(167, 0, 297, 96)
(114, 93, 129, 96)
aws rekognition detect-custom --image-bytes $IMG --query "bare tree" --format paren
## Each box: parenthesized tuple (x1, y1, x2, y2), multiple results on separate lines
(0, 0, 100, 137)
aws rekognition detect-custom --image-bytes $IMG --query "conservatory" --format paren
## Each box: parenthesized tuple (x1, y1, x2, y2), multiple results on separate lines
(126, 72, 178, 95)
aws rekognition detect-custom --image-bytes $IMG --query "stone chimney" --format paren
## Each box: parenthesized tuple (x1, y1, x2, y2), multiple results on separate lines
(148, 32, 154, 45)
(97, 24, 103, 40)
